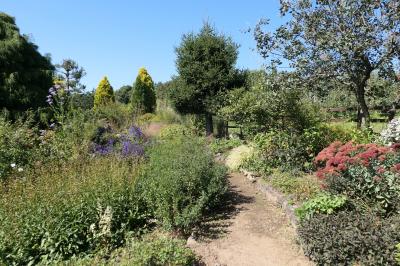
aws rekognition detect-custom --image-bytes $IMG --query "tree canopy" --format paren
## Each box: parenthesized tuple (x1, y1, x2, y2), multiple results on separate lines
(173, 23, 239, 135)
(254, 0, 400, 127)
(0, 12, 54, 111)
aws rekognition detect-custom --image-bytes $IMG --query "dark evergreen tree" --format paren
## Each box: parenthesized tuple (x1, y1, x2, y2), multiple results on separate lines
(0, 12, 54, 112)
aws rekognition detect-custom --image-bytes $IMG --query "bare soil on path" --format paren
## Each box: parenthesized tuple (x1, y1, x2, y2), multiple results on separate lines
(189, 172, 312, 266)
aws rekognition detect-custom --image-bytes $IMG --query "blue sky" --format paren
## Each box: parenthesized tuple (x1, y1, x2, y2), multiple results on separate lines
(2, 1, 283, 90)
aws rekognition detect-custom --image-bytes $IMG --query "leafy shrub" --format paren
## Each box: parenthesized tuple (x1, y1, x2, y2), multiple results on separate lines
(267, 171, 321, 202)
(0, 117, 39, 181)
(125, 233, 196, 265)
(396, 243, 400, 265)
(0, 157, 147, 265)
(137, 113, 156, 124)
(380, 118, 400, 145)
(94, 102, 134, 129)
(140, 137, 227, 232)
(43, 233, 195, 266)
(298, 211, 400, 265)
(251, 130, 307, 171)
(158, 124, 193, 140)
(94, 77, 115, 109)
(315, 141, 400, 215)
(209, 137, 243, 154)
(295, 193, 347, 221)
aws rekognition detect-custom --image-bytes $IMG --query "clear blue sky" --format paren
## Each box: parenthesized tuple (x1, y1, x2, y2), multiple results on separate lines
(2, 0, 283, 90)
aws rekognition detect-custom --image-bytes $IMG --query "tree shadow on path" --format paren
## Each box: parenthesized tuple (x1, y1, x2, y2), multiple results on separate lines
(194, 178, 255, 241)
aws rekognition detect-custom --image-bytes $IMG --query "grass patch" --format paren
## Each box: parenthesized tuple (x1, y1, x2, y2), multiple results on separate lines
(266, 170, 321, 203)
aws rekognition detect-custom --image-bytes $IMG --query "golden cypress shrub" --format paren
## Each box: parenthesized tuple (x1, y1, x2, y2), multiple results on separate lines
(131, 68, 156, 113)
(94, 76, 115, 109)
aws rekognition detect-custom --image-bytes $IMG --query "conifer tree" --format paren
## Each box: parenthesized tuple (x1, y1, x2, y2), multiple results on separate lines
(131, 68, 156, 113)
(94, 76, 115, 109)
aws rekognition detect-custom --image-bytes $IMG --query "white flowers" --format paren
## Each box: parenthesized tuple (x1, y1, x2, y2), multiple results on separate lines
(380, 118, 400, 146)
(10, 163, 23, 172)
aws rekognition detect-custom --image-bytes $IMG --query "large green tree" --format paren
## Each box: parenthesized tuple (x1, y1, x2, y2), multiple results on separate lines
(254, 0, 400, 127)
(174, 23, 239, 135)
(0, 12, 54, 111)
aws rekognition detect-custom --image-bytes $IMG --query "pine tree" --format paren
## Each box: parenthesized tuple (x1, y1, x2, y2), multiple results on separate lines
(131, 68, 156, 113)
(94, 76, 115, 109)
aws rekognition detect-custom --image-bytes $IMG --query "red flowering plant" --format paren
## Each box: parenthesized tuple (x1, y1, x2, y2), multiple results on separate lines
(315, 141, 400, 215)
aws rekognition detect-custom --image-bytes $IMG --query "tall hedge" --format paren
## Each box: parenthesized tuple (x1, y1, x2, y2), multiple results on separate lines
(131, 68, 156, 113)
(94, 76, 115, 109)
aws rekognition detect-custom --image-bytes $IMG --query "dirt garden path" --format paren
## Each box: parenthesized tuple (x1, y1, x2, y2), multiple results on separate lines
(188, 172, 312, 266)
(142, 123, 312, 265)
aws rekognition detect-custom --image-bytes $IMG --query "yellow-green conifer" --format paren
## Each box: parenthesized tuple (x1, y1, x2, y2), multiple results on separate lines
(131, 67, 156, 113)
(94, 76, 115, 109)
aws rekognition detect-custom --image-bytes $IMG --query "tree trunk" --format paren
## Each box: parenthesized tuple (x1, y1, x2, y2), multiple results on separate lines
(205, 113, 213, 136)
(355, 85, 370, 128)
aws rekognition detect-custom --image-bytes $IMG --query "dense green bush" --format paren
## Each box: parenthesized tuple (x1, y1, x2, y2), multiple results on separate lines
(298, 211, 400, 265)
(158, 124, 194, 140)
(0, 157, 147, 265)
(0, 117, 39, 181)
(209, 137, 243, 154)
(295, 193, 347, 221)
(140, 137, 227, 232)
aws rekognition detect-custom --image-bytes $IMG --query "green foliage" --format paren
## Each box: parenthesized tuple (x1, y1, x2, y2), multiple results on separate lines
(298, 211, 400, 265)
(219, 72, 321, 136)
(209, 137, 243, 154)
(0, 157, 147, 265)
(55, 59, 86, 93)
(255, 1, 400, 127)
(125, 233, 196, 265)
(173, 22, 238, 115)
(267, 171, 321, 203)
(0, 116, 39, 181)
(56, 233, 196, 266)
(173, 22, 239, 135)
(137, 113, 157, 125)
(158, 124, 193, 140)
(115, 85, 132, 104)
(140, 137, 227, 231)
(396, 243, 400, 265)
(94, 102, 135, 129)
(94, 77, 115, 109)
(0, 12, 54, 112)
(131, 68, 156, 113)
(295, 193, 347, 221)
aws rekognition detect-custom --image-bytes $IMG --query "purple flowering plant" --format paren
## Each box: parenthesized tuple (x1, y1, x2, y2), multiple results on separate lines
(46, 84, 73, 125)
(92, 125, 147, 158)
